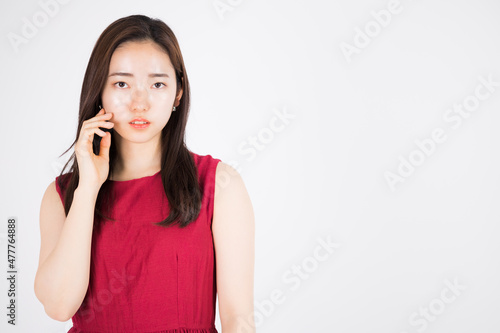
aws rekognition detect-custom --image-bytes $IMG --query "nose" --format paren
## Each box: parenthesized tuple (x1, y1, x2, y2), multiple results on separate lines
(130, 87, 149, 112)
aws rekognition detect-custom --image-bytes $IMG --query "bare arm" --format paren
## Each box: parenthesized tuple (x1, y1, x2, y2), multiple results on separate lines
(34, 107, 113, 321)
(212, 162, 256, 333)
(34, 181, 99, 322)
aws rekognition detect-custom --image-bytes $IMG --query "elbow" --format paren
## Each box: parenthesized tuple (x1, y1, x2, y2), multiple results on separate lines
(34, 277, 73, 322)
(45, 306, 72, 322)
(41, 297, 75, 322)
(43, 305, 71, 322)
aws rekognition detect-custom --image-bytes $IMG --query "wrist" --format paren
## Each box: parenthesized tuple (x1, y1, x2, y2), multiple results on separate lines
(75, 184, 100, 200)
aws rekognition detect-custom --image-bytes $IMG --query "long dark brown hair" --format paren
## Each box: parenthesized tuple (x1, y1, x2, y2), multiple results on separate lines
(57, 14, 201, 228)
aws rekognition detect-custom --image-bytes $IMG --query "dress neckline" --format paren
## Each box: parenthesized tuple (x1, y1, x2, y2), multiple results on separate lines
(108, 170, 161, 183)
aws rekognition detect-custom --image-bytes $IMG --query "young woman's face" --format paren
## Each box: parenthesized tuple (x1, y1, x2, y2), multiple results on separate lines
(101, 39, 182, 144)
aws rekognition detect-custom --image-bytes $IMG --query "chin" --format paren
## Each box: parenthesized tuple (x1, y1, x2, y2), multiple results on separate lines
(114, 129, 160, 143)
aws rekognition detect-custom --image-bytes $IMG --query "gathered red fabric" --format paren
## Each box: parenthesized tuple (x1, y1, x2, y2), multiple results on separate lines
(55, 152, 221, 333)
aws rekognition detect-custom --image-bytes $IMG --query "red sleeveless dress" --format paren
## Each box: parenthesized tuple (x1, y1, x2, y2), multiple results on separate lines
(55, 152, 221, 333)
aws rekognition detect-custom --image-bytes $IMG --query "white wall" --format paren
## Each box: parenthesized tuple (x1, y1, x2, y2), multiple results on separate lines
(1, 0, 499, 332)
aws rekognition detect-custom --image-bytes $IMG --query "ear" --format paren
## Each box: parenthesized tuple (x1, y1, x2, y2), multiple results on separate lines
(175, 78, 184, 106)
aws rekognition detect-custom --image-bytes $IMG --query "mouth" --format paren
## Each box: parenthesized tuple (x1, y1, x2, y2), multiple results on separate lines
(129, 118, 150, 129)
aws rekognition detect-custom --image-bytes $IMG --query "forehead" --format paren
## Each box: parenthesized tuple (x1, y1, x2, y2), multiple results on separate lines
(109, 40, 173, 71)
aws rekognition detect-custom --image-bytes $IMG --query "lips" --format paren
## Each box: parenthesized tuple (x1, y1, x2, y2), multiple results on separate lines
(129, 117, 150, 124)
(129, 117, 150, 129)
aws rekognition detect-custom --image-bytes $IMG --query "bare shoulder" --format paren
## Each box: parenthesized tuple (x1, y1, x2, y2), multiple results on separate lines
(214, 161, 247, 200)
(213, 161, 254, 228)
(42, 180, 62, 207)
(41, 180, 62, 210)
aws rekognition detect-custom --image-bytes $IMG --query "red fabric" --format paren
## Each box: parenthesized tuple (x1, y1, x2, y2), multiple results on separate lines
(55, 152, 221, 333)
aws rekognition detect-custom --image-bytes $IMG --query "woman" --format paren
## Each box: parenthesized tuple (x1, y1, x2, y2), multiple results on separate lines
(34, 14, 255, 333)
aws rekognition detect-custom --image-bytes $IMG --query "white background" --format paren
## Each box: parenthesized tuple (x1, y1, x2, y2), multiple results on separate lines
(1, 0, 499, 332)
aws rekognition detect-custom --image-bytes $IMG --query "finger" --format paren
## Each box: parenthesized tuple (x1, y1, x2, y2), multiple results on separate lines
(93, 128, 107, 137)
(76, 128, 94, 156)
(93, 121, 114, 128)
(100, 132, 111, 157)
(90, 113, 113, 122)
(82, 120, 114, 130)
(79, 125, 106, 149)
(83, 112, 112, 126)
(77, 116, 113, 154)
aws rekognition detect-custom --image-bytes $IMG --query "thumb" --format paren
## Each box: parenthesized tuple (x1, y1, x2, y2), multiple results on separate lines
(99, 132, 111, 158)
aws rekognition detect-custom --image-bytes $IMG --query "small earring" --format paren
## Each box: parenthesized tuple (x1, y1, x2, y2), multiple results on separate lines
(99, 104, 103, 110)
(172, 106, 176, 112)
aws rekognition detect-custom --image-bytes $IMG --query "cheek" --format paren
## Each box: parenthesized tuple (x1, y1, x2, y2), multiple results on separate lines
(102, 90, 131, 120)
(155, 93, 175, 113)
(103, 93, 130, 109)
(152, 92, 173, 106)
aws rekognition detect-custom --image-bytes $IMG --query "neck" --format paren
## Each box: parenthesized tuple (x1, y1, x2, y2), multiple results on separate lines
(111, 133, 162, 180)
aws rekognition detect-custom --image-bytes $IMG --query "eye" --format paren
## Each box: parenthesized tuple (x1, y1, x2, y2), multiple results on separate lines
(114, 81, 128, 88)
(153, 82, 166, 89)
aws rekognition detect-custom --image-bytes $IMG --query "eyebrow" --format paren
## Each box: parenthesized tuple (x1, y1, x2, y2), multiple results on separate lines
(108, 72, 170, 78)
